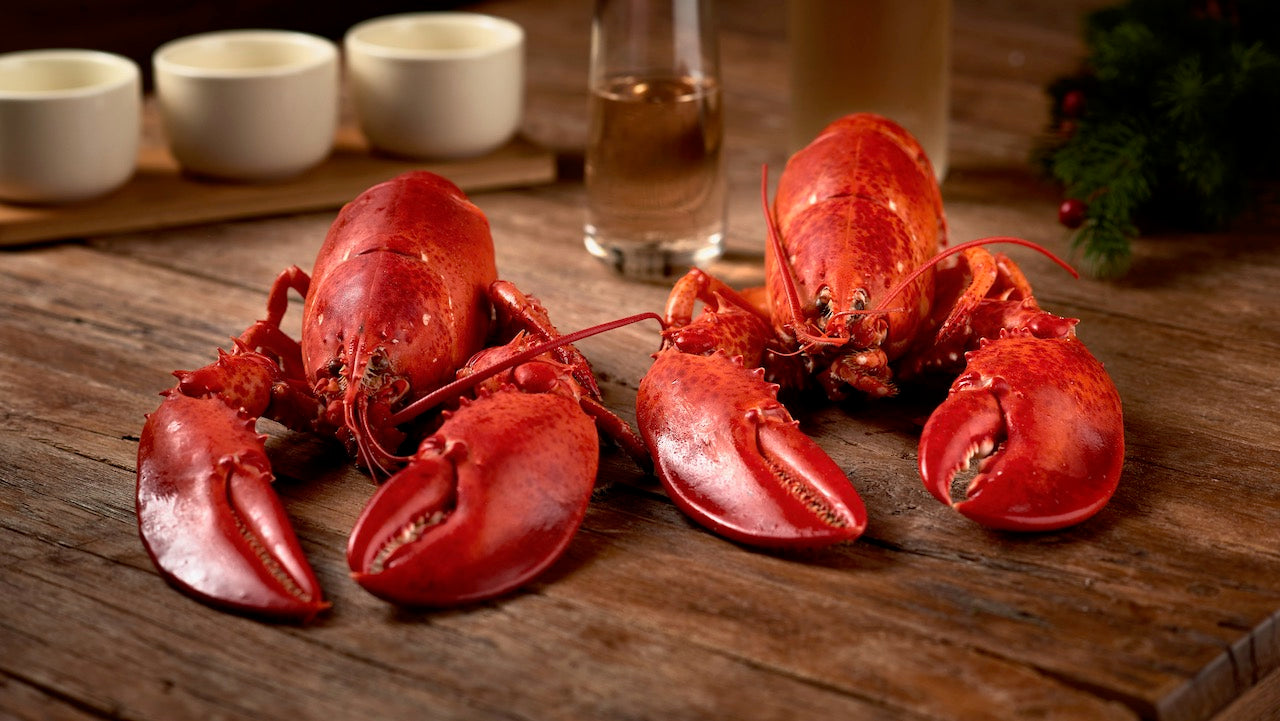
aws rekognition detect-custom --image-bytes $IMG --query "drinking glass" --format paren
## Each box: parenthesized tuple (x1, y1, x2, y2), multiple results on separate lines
(584, 0, 726, 280)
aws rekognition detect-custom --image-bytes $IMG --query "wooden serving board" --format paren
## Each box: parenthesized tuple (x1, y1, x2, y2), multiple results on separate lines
(0, 124, 556, 247)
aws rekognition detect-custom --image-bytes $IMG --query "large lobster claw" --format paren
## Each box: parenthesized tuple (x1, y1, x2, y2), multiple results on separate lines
(136, 348, 329, 622)
(637, 349, 867, 548)
(344, 303, 657, 607)
(347, 389, 599, 605)
(918, 330, 1124, 531)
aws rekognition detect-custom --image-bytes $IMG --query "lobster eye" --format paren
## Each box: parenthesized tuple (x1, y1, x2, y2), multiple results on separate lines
(849, 288, 869, 313)
(813, 286, 834, 318)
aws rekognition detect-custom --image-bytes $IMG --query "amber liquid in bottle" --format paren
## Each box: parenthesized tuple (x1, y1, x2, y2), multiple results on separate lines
(789, 0, 950, 179)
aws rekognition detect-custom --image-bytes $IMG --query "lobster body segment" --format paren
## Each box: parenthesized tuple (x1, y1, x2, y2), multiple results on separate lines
(636, 113, 1125, 546)
(769, 113, 946, 369)
(303, 171, 497, 403)
(137, 171, 645, 620)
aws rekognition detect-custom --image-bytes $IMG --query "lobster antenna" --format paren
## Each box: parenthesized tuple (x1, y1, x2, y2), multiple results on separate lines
(343, 334, 413, 478)
(760, 166, 811, 336)
(353, 393, 407, 480)
(389, 311, 663, 426)
(760, 167, 905, 350)
(871, 236, 1079, 314)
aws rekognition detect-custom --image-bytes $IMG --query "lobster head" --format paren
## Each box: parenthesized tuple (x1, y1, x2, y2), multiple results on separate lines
(300, 171, 500, 466)
(766, 114, 949, 367)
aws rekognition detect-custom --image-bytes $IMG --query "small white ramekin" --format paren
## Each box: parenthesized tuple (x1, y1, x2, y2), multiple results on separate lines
(0, 49, 141, 204)
(345, 12, 525, 159)
(154, 30, 339, 181)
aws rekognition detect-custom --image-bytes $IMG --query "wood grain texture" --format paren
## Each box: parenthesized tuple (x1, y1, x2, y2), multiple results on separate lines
(2, 1, 1278, 720)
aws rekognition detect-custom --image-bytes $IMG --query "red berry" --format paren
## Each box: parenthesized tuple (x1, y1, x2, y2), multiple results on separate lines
(1058, 198, 1087, 229)
(1061, 89, 1086, 118)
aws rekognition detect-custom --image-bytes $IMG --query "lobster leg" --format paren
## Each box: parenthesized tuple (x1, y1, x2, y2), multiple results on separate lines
(637, 270, 867, 548)
(485, 280, 649, 468)
(136, 345, 328, 621)
(898, 247, 1077, 380)
(488, 280, 601, 398)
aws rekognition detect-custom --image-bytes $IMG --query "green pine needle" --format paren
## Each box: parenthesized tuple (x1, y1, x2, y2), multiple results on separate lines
(1034, 0, 1280, 278)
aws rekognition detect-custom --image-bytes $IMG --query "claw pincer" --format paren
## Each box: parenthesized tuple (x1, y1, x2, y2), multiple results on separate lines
(637, 272, 867, 548)
(919, 331, 1124, 531)
(348, 389, 599, 605)
(137, 350, 328, 621)
(346, 319, 643, 606)
(638, 351, 866, 547)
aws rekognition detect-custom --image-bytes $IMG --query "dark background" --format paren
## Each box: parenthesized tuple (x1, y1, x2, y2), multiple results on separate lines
(1, 1, 466, 89)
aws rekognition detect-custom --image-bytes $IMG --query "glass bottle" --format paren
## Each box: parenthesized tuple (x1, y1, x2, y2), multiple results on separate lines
(789, 0, 951, 181)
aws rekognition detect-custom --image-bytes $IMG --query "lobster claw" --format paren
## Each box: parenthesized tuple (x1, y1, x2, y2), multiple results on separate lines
(637, 350, 867, 548)
(918, 330, 1124, 531)
(137, 393, 328, 622)
(347, 389, 599, 606)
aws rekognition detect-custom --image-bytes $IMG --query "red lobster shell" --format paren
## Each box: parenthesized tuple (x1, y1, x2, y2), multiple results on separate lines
(637, 113, 1124, 545)
(136, 171, 648, 620)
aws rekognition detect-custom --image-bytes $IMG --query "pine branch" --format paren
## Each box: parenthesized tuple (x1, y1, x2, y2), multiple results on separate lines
(1033, 0, 1280, 279)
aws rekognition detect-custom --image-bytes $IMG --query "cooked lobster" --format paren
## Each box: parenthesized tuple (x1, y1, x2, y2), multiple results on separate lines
(136, 171, 652, 621)
(637, 113, 1125, 546)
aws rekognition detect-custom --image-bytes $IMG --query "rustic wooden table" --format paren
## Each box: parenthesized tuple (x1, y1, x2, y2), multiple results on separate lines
(3, 1, 1278, 720)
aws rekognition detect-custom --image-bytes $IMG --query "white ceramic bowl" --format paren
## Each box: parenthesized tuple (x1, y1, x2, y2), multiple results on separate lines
(345, 12, 525, 159)
(154, 30, 339, 181)
(0, 50, 140, 204)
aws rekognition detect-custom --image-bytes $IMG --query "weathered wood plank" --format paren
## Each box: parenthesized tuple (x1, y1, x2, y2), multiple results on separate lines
(0, 129, 555, 248)
(4, 207, 1280, 719)
(1211, 663, 1280, 721)
(2, 254, 1275, 720)
(5, 439, 920, 721)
